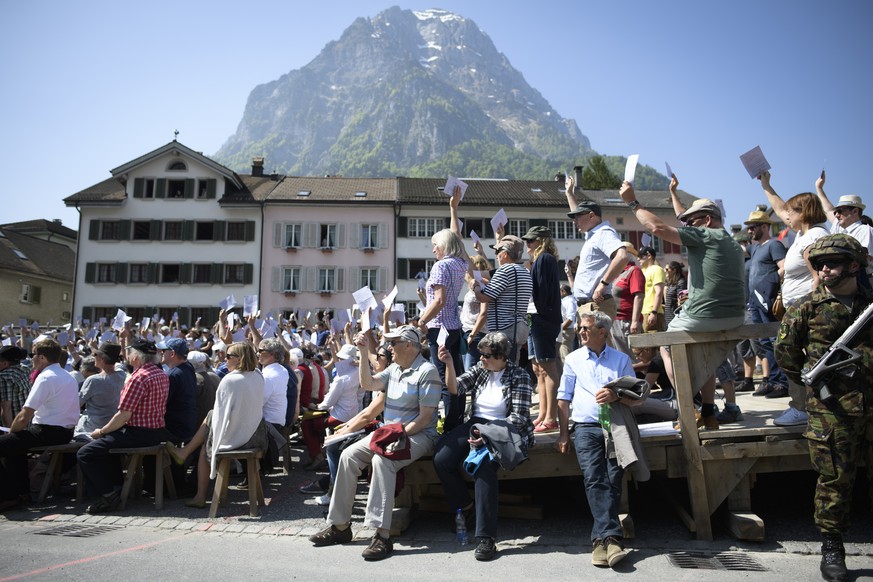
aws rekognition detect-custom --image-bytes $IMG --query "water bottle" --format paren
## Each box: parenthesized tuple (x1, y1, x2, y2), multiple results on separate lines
(598, 403, 611, 432)
(455, 508, 469, 545)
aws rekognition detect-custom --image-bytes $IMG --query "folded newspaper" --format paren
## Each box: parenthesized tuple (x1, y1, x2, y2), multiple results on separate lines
(603, 376, 647, 400)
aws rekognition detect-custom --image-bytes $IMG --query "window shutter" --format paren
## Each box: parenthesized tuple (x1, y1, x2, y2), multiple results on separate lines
(273, 222, 284, 247)
(336, 224, 346, 248)
(272, 267, 281, 292)
(529, 218, 548, 228)
(184, 179, 195, 199)
(208, 307, 220, 325)
(304, 223, 318, 248)
(182, 221, 194, 241)
(155, 178, 167, 198)
(396, 258, 408, 280)
(119, 220, 132, 240)
(81, 306, 93, 322)
(379, 223, 388, 248)
(243, 264, 254, 285)
(150, 220, 162, 240)
(179, 307, 192, 326)
(147, 263, 159, 284)
(244, 221, 255, 242)
(350, 224, 360, 249)
(336, 268, 344, 292)
(89, 220, 100, 241)
(398, 217, 408, 237)
(115, 263, 128, 284)
(349, 267, 360, 289)
(211, 263, 223, 284)
(133, 178, 144, 198)
(303, 267, 316, 292)
(180, 263, 192, 284)
(32, 286, 42, 304)
(84, 263, 96, 283)
(206, 179, 217, 199)
(379, 268, 387, 292)
(482, 219, 493, 238)
(213, 220, 226, 242)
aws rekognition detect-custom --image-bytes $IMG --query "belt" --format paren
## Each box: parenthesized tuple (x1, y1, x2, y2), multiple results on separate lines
(574, 422, 601, 429)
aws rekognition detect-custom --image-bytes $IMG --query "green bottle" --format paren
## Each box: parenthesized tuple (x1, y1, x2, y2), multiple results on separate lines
(598, 403, 611, 432)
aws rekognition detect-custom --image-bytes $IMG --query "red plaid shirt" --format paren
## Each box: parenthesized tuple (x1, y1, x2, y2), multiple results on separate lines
(119, 362, 169, 429)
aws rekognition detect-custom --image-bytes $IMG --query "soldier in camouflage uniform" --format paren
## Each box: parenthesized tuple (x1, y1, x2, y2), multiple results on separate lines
(774, 234, 873, 582)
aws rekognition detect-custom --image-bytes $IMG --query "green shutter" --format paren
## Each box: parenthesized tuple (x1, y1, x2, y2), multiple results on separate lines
(179, 307, 191, 326)
(119, 220, 131, 240)
(213, 220, 226, 242)
(398, 217, 408, 237)
(150, 220, 162, 240)
(206, 179, 217, 199)
(89, 220, 100, 241)
(211, 263, 223, 284)
(31, 286, 41, 304)
(243, 264, 254, 284)
(180, 263, 192, 284)
(84, 263, 96, 283)
(133, 178, 144, 198)
(147, 263, 159, 284)
(182, 221, 194, 241)
(81, 306, 93, 322)
(244, 221, 255, 241)
(396, 258, 408, 280)
(115, 263, 128, 284)
(155, 178, 167, 198)
(184, 178, 195, 199)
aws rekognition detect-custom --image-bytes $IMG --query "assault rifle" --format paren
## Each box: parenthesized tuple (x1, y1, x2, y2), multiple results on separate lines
(801, 299, 873, 402)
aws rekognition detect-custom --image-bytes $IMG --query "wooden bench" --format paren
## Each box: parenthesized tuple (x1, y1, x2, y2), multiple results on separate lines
(627, 321, 809, 541)
(109, 444, 177, 510)
(210, 449, 265, 518)
(31, 441, 84, 503)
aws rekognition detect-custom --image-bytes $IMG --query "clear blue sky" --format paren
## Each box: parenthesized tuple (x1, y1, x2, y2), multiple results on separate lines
(3, 0, 871, 231)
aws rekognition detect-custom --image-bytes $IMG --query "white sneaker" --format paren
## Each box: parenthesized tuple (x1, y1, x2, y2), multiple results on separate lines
(774, 407, 808, 426)
(315, 493, 331, 506)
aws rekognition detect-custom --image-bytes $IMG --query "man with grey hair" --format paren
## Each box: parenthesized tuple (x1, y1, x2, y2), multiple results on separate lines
(815, 173, 873, 280)
(470, 235, 533, 364)
(556, 310, 648, 569)
(258, 338, 289, 471)
(77, 339, 171, 513)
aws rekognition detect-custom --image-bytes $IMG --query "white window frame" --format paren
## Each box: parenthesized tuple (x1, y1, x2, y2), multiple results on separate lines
(282, 267, 301, 293)
(96, 263, 117, 283)
(548, 219, 581, 240)
(317, 267, 337, 293)
(508, 219, 529, 238)
(408, 218, 442, 238)
(285, 223, 303, 248)
(361, 224, 379, 249)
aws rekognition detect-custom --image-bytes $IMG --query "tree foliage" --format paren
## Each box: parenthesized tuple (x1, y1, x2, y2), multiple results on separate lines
(581, 156, 621, 190)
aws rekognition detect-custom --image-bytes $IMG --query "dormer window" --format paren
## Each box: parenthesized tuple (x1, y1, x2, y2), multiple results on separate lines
(168, 161, 187, 171)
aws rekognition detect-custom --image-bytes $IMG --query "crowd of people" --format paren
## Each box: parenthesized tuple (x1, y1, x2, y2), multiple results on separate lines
(0, 172, 870, 581)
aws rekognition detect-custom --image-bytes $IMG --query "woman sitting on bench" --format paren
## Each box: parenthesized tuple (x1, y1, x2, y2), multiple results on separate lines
(166, 342, 267, 508)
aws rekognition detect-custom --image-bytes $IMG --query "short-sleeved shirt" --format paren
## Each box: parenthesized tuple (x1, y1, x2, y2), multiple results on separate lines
(782, 225, 828, 303)
(530, 252, 562, 324)
(119, 362, 169, 429)
(262, 362, 289, 425)
(482, 263, 533, 332)
(747, 239, 787, 308)
(165, 361, 197, 441)
(614, 264, 645, 321)
(371, 354, 442, 437)
(75, 371, 124, 437)
(642, 264, 666, 315)
(677, 226, 745, 320)
(572, 221, 625, 301)
(24, 363, 80, 428)
(426, 256, 467, 330)
(0, 364, 31, 421)
(830, 220, 873, 274)
(558, 346, 634, 423)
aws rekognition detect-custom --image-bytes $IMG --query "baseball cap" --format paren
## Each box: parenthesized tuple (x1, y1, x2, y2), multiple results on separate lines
(521, 225, 552, 241)
(383, 325, 423, 345)
(156, 337, 189, 356)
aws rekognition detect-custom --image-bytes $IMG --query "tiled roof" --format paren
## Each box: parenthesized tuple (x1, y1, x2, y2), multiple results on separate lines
(221, 175, 284, 203)
(1, 219, 77, 240)
(64, 177, 126, 204)
(0, 229, 75, 281)
(267, 177, 397, 203)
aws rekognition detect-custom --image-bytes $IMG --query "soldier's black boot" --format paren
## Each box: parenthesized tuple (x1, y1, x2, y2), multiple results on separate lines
(820, 532, 848, 582)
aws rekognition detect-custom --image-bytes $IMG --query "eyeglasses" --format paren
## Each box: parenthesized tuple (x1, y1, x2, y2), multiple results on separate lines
(376, 352, 389, 359)
(685, 214, 707, 226)
(226, 353, 240, 359)
(480, 352, 496, 359)
(833, 207, 854, 216)
(747, 223, 763, 230)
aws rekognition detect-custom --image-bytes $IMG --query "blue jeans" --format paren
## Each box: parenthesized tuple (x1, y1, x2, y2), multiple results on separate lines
(748, 304, 788, 387)
(433, 418, 499, 539)
(427, 327, 466, 432)
(463, 330, 484, 371)
(573, 426, 624, 542)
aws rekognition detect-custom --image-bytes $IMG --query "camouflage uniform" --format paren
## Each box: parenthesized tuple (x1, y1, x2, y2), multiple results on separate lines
(775, 285, 873, 534)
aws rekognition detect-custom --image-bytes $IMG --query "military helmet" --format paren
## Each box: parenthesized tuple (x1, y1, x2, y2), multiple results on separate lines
(807, 234, 868, 266)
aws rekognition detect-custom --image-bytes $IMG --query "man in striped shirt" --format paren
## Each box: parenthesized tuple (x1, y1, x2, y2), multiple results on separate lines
(77, 339, 172, 513)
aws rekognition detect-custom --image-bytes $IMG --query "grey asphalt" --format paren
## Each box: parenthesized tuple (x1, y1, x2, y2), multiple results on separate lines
(1, 462, 871, 581)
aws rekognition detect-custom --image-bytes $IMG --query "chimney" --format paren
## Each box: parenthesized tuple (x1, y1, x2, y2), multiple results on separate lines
(573, 165, 584, 193)
(251, 157, 265, 177)
(52, 219, 63, 224)
(555, 172, 566, 183)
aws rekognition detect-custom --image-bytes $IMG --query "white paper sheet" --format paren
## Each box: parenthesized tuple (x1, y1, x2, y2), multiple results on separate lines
(624, 154, 639, 184)
(219, 294, 237, 310)
(352, 286, 378, 313)
(443, 176, 468, 200)
(665, 161, 673, 179)
(243, 294, 259, 317)
(389, 304, 406, 324)
(436, 326, 449, 346)
(473, 270, 484, 284)
(470, 230, 480, 245)
(140, 317, 150, 332)
(740, 146, 771, 179)
(490, 208, 508, 235)
(382, 285, 399, 309)
(361, 308, 371, 332)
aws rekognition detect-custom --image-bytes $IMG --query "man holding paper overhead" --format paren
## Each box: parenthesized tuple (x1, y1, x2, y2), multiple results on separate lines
(565, 175, 628, 321)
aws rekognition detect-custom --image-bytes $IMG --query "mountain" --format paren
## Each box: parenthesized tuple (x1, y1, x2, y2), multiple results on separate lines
(214, 7, 664, 188)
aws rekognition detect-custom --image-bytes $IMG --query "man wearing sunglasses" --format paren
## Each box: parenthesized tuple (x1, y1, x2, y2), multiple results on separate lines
(815, 173, 873, 286)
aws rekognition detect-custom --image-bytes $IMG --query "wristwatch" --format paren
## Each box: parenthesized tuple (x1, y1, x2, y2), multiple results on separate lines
(627, 199, 641, 210)
(600, 279, 609, 287)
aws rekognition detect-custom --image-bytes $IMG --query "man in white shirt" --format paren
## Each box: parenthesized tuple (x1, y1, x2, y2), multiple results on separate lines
(815, 174, 873, 280)
(558, 284, 577, 367)
(0, 338, 79, 509)
(257, 338, 289, 472)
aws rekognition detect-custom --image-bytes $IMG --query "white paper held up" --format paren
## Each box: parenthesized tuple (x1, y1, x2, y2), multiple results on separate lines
(739, 146, 771, 179)
(624, 154, 640, 185)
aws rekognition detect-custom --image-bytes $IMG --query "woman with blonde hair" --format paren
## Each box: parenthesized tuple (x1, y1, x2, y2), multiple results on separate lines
(521, 226, 562, 432)
(166, 341, 267, 508)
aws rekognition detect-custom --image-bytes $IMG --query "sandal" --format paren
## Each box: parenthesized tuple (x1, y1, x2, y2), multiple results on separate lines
(533, 421, 558, 433)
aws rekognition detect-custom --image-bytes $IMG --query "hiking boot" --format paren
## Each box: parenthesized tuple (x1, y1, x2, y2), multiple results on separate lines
(604, 536, 629, 567)
(309, 524, 352, 547)
(736, 378, 756, 393)
(474, 537, 497, 561)
(752, 381, 772, 397)
(820, 533, 848, 582)
(716, 405, 744, 424)
(765, 385, 789, 398)
(774, 407, 808, 426)
(591, 539, 608, 567)
(701, 414, 719, 430)
(361, 533, 393, 561)
(86, 490, 121, 514)
(299, 479, 328, 494)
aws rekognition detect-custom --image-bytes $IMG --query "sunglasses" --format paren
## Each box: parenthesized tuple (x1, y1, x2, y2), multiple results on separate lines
(227, 353, 240, 359)
(833, 207, 855, 215)
(480, 352, 496, 359)
(377, 352, 389, 359)
(814, 259, 849, 270)
(579, 325, 597, 333)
